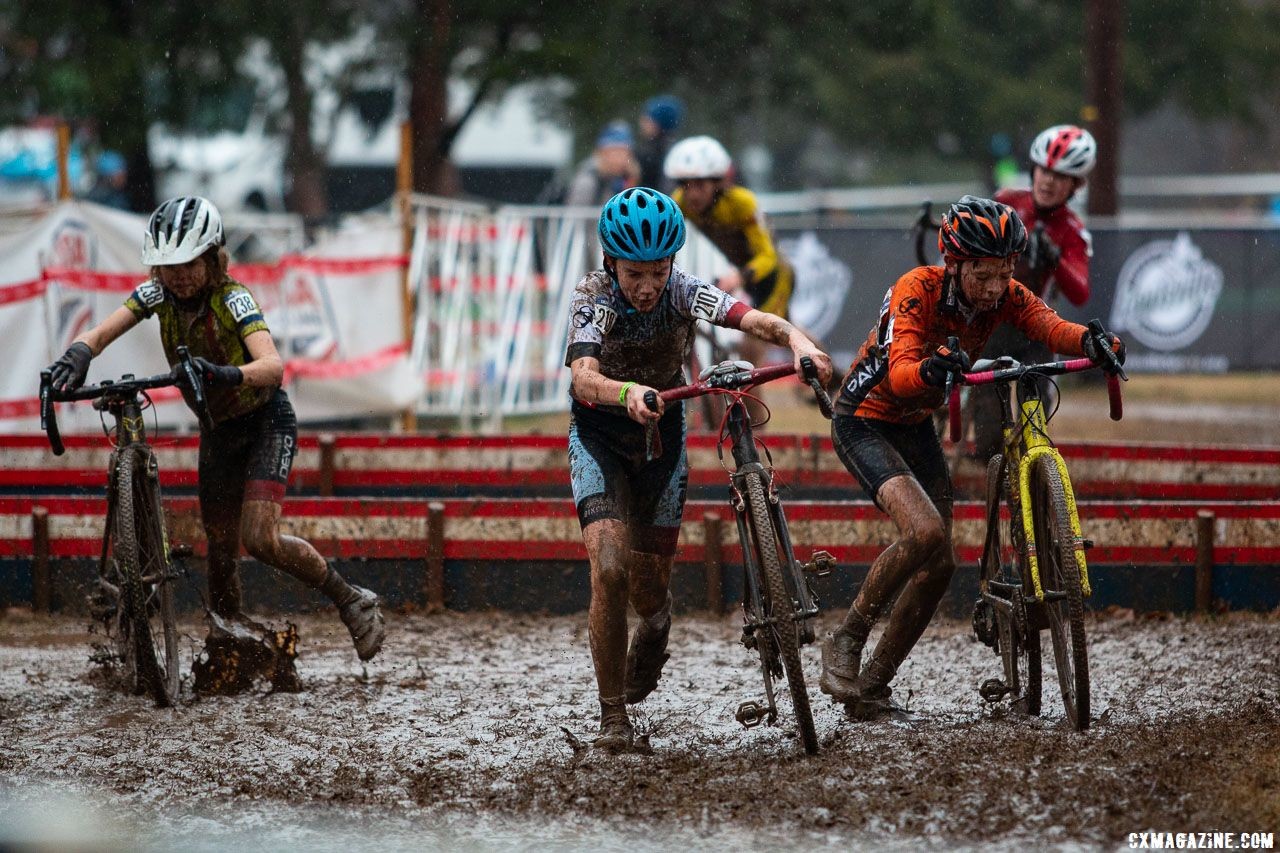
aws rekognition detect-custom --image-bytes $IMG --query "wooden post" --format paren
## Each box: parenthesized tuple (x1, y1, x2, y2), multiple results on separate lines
(398, 120, 418, 433)
(317, 433, 336, 497)
(1194, 509, 1215, 613)
(703, 512, 723, 614)
(31, 507, 51, 612)
(55, 124, 72, 201)
(425, 501, 446, 613)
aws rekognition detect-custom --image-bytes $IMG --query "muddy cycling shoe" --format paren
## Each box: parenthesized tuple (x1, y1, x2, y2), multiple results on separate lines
(818, 630, 864, 703)
(594, 703, 635, 753)
(844, 685, 910, 722)
(338, 586, 386, 661)
(624, 617, 671, 704)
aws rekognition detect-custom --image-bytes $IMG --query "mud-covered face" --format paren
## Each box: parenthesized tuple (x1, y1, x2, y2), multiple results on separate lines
(610, 257, 673, 313)
(155, 256, 212, 300)
(1032, 164, 1081, 210)
(955, 257, 1015, 313)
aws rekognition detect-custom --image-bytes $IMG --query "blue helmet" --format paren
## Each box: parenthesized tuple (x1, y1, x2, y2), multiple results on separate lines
(597, 187, 686, 262)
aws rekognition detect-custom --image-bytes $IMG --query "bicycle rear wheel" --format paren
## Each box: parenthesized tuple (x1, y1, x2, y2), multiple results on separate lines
(1031, 455, 1089, 730)
(112, 447, 179, 707)
(743, 471, 818, 754)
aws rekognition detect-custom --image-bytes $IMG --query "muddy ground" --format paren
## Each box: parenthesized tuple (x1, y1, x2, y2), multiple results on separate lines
(0, 608, 1277, 851)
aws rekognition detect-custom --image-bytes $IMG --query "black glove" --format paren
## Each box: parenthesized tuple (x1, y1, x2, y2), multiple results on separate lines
(920, 343, 972, 388)
(1082, 325, 1126, 368)
(191, 357, 244, 388)
(48, 342, 93, 392)
(1030, 229, 1061, 272)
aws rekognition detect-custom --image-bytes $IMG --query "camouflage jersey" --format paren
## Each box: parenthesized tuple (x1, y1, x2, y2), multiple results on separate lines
(124, 275, 273, 424)
(564, 265, 749, 411)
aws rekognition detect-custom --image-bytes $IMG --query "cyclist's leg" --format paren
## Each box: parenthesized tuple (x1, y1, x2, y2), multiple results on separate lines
(826, 416, 948, 702)
(197, 418, 253, 618)
(235, 391, 384, 659)
(623, 405, 686, 702)
(853, 420, 956, 704)
(571, 407, 638, 747)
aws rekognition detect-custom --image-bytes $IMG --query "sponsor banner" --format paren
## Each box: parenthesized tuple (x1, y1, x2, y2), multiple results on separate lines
(0, 200, 418, 428)
(774, 224, 1280, 371)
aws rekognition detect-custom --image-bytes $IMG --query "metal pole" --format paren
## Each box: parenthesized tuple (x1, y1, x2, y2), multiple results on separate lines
(55, 124, 72, 201)
(1085, 0, 1125, 216)
(703, 512, 723, 614)
(425, 501, 446, 613)
(398, 120, 418, 432)
(1194, 509, 1215, 613)
(318, 433, 336, 497)
(32, 507, 51, 612)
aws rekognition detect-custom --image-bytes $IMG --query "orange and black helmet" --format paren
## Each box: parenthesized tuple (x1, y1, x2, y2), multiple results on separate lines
(937, 195, 1028, 261)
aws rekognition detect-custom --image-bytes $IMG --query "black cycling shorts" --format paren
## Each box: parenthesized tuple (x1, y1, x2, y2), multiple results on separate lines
(831, 414, 952, 510)
(198, 389, 297, 518)
(568, 400, 688, 556)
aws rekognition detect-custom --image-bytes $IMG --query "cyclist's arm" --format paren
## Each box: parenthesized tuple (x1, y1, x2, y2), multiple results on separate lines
(240, 329, 285, 388)
(738, 197, 781, 288)
(1049, 228, 1091, 306)
(1002, 282, 1088, 354)
(73, 306, 139, 356)
(569, 355, 661, 421)
(881, 271, 939, 399)
(738, 309, 832, 383)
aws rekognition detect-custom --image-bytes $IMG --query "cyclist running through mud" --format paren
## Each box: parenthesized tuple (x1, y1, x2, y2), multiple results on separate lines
(820, 195, 1124, 719)
(565, 187, 831, 752)
(45, 196, 385, 661)
(971, 124, 1098, 458)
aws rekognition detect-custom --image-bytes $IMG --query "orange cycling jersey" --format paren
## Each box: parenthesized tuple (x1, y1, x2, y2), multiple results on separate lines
(834, 266, 1090, 424)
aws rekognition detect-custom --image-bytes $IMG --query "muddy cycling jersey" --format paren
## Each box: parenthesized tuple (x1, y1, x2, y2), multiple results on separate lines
(124, 275, 273, 424)
(672, 185, 794, 316)
(834, 266, 1089, 425)
(564, 265, 749, 397)
(994, 188, 1092, 305)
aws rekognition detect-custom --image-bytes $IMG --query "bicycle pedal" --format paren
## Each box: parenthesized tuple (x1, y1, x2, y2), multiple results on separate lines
(1080, 538, 1094, 550)
(803, 550, 836, 577)
(979, 678, 1011, 703)
(735, 700, 769, 729)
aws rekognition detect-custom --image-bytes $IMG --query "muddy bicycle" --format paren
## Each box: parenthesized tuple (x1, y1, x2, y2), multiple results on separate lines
(645, 356, 835, 754)
(39, 346, 211, 707)
(945, 323, 1126, 730)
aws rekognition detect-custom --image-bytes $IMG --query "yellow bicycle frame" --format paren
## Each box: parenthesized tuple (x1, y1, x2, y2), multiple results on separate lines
(1003, 397, 1092, 601)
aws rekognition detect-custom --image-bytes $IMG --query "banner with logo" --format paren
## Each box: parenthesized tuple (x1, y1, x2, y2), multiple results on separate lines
(0, 200, 418, 431)
(773, 224, 1280, 372)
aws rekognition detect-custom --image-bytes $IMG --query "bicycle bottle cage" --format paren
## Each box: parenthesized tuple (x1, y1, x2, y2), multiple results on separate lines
(699, 359, 755, 386)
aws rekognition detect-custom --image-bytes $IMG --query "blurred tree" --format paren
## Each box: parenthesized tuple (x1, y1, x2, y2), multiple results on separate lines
(0, 0, 241, 212)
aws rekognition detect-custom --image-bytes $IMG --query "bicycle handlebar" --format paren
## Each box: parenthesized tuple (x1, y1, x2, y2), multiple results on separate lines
(39, 346, 211, 456)
(945, 354, 1124, 443)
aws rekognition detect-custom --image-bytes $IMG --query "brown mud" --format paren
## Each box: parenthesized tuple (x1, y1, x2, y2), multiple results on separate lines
(0, 609, 1276, 848)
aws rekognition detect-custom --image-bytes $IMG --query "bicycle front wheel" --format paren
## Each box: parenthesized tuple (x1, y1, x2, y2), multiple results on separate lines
(743, 471, 818, 754)
(1031, 455, 1089, 730)
(112, 447, 179, 707)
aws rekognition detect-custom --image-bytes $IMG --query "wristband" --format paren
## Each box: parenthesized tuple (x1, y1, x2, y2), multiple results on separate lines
(618, 381, 636, 406)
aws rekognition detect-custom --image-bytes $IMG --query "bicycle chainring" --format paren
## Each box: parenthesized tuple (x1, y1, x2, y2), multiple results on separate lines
(972, 598, 999, 649)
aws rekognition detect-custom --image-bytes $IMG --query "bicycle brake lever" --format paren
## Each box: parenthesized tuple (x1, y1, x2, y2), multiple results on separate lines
(799, 356, 833, 420)
(39, 370, 65, 456)
(176, 346, 215, 432)
(643, 390, 662, 461)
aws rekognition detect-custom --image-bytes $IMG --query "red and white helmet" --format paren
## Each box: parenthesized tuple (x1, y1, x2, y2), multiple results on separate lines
(663, 136, 732, 181)
(1029, 125, 1097, 178)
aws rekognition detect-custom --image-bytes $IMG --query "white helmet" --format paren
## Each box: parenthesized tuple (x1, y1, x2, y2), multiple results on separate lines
(141, 196, 225, 265)
(663, 135, 732, 180)
(1029, 125, 1097, 178)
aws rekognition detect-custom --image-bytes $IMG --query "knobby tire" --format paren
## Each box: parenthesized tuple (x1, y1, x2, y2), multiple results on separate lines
(985, 456, 1041, 715)
(1031, 455, 1090, 730)
(743, 472, 818, 754)
(113, 447, 178, 707)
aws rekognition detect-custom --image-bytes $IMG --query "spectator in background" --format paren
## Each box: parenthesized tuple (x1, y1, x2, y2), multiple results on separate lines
(635, 95, 685, 192)
(565, 121, 639, 208)
(86, 151, 130, 210)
